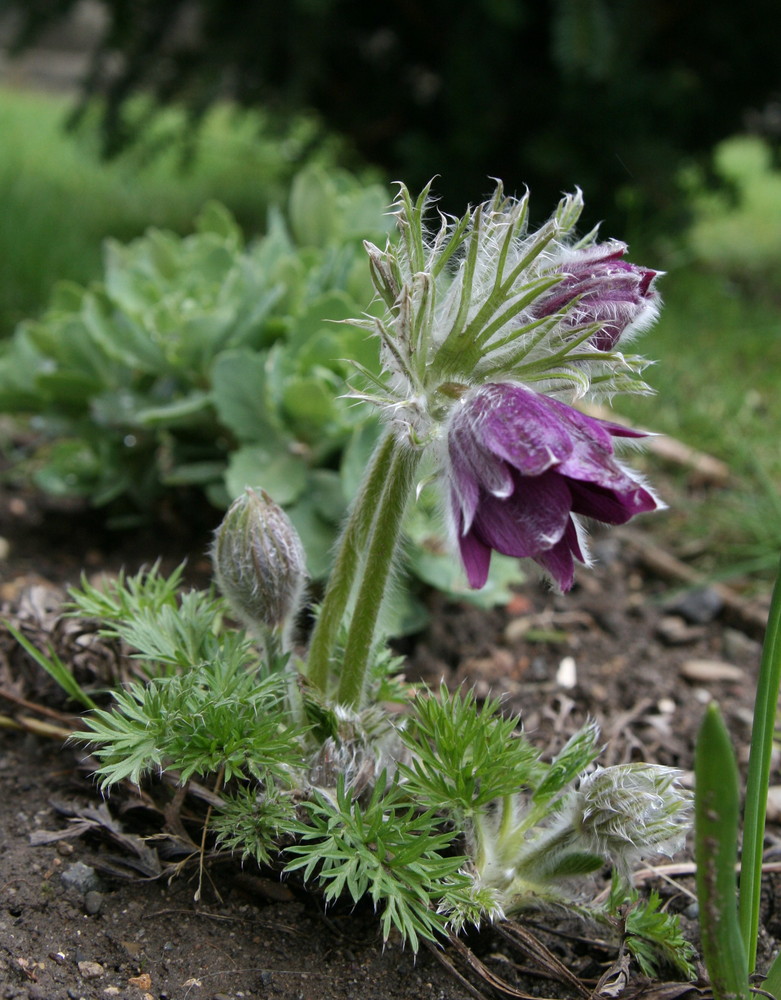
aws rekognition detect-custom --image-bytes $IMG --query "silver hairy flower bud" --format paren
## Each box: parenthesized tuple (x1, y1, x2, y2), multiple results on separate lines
(570, 763, 692, 876)
(212, 487, 307, 637)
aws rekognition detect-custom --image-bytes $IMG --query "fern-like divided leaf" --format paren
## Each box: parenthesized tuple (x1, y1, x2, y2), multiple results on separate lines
(212, 784, 300, 866)
(284, 772, 473, 951)
(609, 882, 697, 981)
(531, 718, 602, 807)
(67, 561, 185, 624)
(398, 685, 544, 822)
(78, 646, 302, 788)
(69, 566, 227, 679)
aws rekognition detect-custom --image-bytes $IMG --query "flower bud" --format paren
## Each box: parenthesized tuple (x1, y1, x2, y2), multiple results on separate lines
(212, 488, 307, 635)
(570, 763, 691, 876)
(530, 242, 661, 353)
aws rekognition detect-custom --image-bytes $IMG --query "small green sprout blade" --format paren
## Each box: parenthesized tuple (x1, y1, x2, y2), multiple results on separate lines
(740, 553, 781, 972)
(5, 622, 98, 711)
(763, 948, 781, 999)
(694, 701, 750, 1000)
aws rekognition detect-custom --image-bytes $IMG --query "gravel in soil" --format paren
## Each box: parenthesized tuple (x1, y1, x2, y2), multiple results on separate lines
(1, 736, 472, 1000)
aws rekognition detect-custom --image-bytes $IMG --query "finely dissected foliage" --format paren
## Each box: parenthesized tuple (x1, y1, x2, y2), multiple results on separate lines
(55, 562, 692, 968)
(397, 686, 547, 820)
(609, 883, 697, 981)
(284, 773, 475, 950)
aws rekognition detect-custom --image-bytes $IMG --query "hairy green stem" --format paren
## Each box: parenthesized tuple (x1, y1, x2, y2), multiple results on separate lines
(739, 554, 781, 972)
(264, 627, 306, 731)
(305, 429, 398, 694)
(337, 442, 422, 706)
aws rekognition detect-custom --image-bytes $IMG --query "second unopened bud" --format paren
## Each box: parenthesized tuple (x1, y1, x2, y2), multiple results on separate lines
(212, 487, 308, 636)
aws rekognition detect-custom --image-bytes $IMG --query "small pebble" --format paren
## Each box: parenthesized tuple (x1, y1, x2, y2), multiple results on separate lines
(84, 890, 104, 915)
(128, 975, 152, 990)
(61, 862, 103, 895)
(656, 615, 705, 646)
(78, 960, 104, 979)
(680, 658, 744, 683)
(722, 627, 761, 662)
(666, 586, 723, 624)
(556, 656, 577, 689)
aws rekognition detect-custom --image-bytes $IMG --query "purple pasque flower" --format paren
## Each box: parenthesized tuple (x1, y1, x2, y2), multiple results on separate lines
(532, 242, 661, 352)
(447, 383, 660, 591)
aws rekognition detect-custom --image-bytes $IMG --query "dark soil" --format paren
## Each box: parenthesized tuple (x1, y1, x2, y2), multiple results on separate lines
(1, 479, 779, 1000)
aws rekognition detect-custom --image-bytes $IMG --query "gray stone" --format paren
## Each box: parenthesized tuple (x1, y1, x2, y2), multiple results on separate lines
(656, 615, 705, 646)
(84, 890, 103, 915)
(722, 627, 761, 662)
(61, 861, 103, 895)
(666, 586, 723, 625)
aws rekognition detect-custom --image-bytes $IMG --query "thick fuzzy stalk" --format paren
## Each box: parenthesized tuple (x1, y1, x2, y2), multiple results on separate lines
(305, 430, 406, 696)
(336, 442, 422, 706)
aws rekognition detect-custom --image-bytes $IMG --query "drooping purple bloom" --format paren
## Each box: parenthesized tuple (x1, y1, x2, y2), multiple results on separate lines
(532, 242, 661, 352)
(447, 383, 660, 591)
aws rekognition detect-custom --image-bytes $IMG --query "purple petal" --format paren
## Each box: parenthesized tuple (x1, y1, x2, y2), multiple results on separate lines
(534, 519, 583, 592)
(446, 382, 661, 592)
(448, 428, 512, 531)
(568, 477, 658, 524)
(531, 242, 660, 351)
(541, 396, 619, 452)
(470, 470, 572, 558)
(472, 384, 573, 475)
(458, 531, 492, 589)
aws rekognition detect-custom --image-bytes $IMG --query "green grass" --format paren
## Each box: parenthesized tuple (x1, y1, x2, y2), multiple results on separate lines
(689, 136, 781, 277)
(0, 86, 345, 333)
(620, 136, 781, 581)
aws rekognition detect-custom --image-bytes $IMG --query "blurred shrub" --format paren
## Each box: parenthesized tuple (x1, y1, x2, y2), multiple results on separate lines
(5, 0, 781, 233)
(0, 166, 523, 618)
(0, 86, 350, 333)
